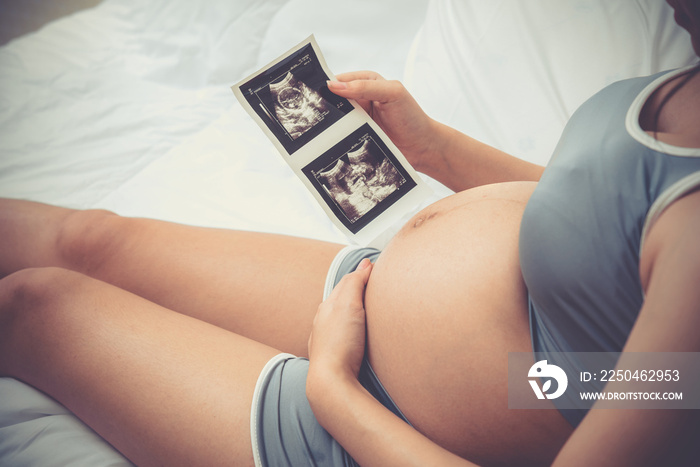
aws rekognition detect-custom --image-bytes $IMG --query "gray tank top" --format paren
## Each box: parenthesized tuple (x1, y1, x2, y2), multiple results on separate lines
(519, 66, 700, 426)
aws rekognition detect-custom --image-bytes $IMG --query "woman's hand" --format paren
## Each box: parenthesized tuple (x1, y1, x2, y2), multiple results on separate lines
(328, 71, 543, 191)
(306, 259, 477, 466)
(307, 258, 372, 389)
(328, 71, 439, 173)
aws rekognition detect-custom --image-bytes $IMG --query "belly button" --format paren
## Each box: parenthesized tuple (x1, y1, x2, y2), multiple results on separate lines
(413, 211, 438, 228)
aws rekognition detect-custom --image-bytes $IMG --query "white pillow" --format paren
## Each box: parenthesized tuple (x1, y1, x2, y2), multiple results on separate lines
(405, 0, 697, 165)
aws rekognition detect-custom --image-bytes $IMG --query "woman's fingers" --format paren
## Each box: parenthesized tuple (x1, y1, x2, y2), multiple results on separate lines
(328, 74, 404, 104)
(327, 79, 403, 103)
(325, 70, 434, 171)
(327, 258, 372, 302)
(307, 258, 373, 378)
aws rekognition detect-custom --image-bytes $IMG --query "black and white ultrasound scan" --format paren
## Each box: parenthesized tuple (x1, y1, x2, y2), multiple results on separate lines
(302, 124, 416, 234)
(232, 36, 431, 245)
(237, 42, 352, 155)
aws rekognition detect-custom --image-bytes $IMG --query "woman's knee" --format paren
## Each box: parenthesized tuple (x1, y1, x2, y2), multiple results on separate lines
(0, 267, 84, 319)
(0, 267, 87, 373)
(0, 267, 96, 331)
(56, 208, 125, 274)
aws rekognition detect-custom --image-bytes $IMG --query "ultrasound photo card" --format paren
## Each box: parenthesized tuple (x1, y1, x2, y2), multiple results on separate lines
(232, 36, 432, 245)
(232, 36, 353, 156)
(302, 123, 422, 241)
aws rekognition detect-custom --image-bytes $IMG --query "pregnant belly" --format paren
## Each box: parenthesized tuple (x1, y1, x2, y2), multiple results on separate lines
(364, 182, 571, 466)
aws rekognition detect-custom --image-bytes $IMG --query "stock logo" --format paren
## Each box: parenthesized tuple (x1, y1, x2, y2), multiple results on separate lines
(528, 360, 568, 400)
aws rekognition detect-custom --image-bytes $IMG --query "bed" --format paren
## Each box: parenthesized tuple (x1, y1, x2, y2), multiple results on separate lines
(0, 0, 695, 465)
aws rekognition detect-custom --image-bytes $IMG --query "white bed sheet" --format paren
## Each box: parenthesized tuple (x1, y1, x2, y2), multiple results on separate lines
(0, 0, 696, 465)
(0, 1, 429, 464)
(0, 0, 431, 241)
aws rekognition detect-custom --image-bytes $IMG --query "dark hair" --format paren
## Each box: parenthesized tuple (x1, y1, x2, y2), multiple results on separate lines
(652, 63, 700, 139)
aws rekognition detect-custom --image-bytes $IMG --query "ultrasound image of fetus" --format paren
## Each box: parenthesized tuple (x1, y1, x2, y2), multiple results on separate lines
(317, 140, 404, 222)
(269, 72, 332, 140)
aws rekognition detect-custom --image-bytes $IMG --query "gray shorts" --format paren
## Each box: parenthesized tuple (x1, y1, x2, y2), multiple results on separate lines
(250, 246, 410, 467)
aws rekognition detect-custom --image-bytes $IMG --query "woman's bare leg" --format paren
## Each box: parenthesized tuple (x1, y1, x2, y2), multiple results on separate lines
(0, 266, 281, 467)
(0, 198, 345, 356)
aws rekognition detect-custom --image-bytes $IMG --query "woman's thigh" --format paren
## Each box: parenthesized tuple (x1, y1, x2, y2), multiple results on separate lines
(0, 267, 281, 467)
(59, 209, 346, 357)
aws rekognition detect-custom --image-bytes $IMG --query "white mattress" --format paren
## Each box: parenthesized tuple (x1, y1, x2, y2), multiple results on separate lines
(0, 0, 695, 465)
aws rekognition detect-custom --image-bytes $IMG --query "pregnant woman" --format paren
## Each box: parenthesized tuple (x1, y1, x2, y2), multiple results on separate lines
(1, 1, 699, 465)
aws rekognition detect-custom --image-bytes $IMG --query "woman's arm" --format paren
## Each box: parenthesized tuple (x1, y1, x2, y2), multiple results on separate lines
(553, 191, 700, 466)
(328, 72, 543, 192)
(428, 122, 544, 192)
(307, 368, 474, 467)
(306, 259, 476, 466)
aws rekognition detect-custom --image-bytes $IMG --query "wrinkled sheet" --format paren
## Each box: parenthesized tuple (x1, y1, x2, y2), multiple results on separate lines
(0, 0, 696, 465)
(0, 0, 431, 241)
(0, 1, 428, 464)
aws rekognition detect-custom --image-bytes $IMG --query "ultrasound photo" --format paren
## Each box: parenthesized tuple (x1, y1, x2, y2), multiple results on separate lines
(303, 124, 416, 233)
(270, 72, 332, 140)
(238, 43, 352, 155)
(233, 37, 431, 243)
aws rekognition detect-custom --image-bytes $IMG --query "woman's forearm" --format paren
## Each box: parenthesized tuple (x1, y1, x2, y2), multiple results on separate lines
(327, 74, 543, 192)
(421, 120, 544, 192)
(307, 370, 476, 467)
